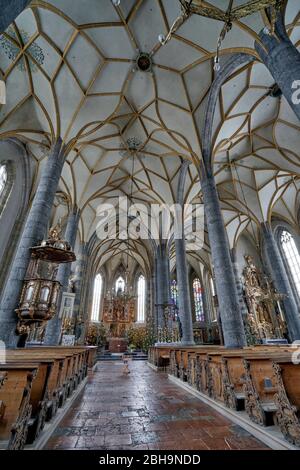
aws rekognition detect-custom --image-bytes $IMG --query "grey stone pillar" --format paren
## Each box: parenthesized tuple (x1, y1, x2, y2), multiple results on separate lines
(0, 1, 31, 33)
(0, 139, 65, 347)
(73, 243, 88, 317)
(149, 272, 156, 332)
(175, 161, 194, 345)
(255, 14, 300, 122)
(78, 257, 93, 344)
(155, 243, 170, 329)
(44, 207, 80, 345)
(230, 248, 248, 319)
(261, 222, 300, 341)
(201, 174, 246, 348)
(73, 243, 88, 342)
(174, 236, 194, 345)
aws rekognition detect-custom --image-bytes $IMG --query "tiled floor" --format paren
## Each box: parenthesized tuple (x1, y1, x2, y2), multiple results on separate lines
(45, 361, 269, 450)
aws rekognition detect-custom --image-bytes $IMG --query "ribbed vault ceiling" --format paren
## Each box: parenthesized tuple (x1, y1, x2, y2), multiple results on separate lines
(0, 0, 299, 273)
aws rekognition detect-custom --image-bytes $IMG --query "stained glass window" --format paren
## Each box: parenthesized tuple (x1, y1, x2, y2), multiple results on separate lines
(193, 278, 205, 322)
(115, 276, 125, 293)
(0, 165, 7, 196)
(91, 273, 102, 322)
(137, 275, 145, 322)
(280, 230, 300, 295)
(170, 279, 178, 307)
(209, 276, 217, 321)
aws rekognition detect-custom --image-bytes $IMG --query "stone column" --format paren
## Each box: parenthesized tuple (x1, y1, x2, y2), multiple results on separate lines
(174, 235, 195, 345)
(155, 243, 170, 329)
(230, 248, 248, 320)
(261, 222, 300, 341)
(0, 1, 31, 32)
(44, 207, 80, 345)
(78, 259, 93, 344)
(0, 139, 64, 347)
(255, 14, 300, 122)
(201, 174, 246, 348)
(174, 161, 195, 345)
(73, 243, 88, 342)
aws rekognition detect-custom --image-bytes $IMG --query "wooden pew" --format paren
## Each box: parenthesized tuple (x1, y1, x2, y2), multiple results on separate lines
(272, 358, 300, 447)
(9, 349, 66, 421)
(9, 350, 72, 413)
(0, 363, 38, 450)
(7, 346, 91, 433)
(0, 372, 7, 423)
(148, 346, 172, 369)
(148, 347, 155, 366)
(0, 346, 93, 449)
(6, 352, 61, 440)
(152, 343, 300, 446)
(192, 347, 227, 395)
(86, 346, 97, 369)
(242, 352, 294, 427)
(26, 347, 89, 403)
(0, 373, 6, 388)
(219, 347, 295, 411)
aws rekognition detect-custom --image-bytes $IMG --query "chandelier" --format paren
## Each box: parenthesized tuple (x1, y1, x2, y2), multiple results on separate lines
(158, 0, 284, 71)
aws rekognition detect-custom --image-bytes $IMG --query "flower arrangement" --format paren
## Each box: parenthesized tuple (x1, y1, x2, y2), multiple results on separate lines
(126, 325, 156, 352)
(85, 322, 108, 346)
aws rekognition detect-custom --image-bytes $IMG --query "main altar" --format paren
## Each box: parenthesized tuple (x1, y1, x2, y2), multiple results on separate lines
(102, 281, 136, 352)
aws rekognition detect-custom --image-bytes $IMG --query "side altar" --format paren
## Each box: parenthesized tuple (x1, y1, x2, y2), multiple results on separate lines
(242, 255, 288, 343)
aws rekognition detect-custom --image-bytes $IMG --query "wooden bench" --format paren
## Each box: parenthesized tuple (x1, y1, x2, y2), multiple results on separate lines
(242, 352, 294, 427)
(272, 358, 300, 446)
(0, 363, 38, 450)
(220, 347, 295, 411)
(148, 346, 172, 369)
(6, 351, 65, 427)
(9, 350, 73, 413)
(26, 347, 91, 402)
(0, 372, 7, 423)
(0, 346, 94, 449)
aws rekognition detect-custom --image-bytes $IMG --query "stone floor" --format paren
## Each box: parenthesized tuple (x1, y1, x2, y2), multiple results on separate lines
(45, 361, 269, 450)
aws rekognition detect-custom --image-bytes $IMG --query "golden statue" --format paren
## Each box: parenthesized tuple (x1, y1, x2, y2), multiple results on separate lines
(48, 223, 62, 241)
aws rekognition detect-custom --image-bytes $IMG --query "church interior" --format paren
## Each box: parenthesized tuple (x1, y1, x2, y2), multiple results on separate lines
(0, 0, 300, 453)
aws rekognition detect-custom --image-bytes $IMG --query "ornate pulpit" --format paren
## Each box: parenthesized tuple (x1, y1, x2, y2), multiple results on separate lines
(15, 224, 75, 346)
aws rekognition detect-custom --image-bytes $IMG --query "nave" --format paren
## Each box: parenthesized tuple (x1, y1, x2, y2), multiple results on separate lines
(1, 0, 300, 455)
(45, 361, 267, 451)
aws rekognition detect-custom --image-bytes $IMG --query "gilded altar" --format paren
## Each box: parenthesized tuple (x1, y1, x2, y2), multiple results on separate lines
(102, 297, 135, 338)
(242, 255, 287, 343)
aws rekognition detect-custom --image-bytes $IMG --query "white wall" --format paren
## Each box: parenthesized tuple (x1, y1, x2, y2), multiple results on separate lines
(235, 233, 262, 277)
(0, 139, 35, 294)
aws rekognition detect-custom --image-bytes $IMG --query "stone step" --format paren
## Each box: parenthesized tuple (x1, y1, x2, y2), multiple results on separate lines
(97, 352, 148, 362)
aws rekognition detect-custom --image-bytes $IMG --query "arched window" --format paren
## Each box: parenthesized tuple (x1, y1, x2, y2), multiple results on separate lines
(209, 276, 217, 321)
(0, 164, 7, 196)
(280, 230, 300, 295)
(115, 276, 125, 293)
(137, 275, 145, 322)
(193, 278, 205, 322)
(91, 273, 102, 322)
(170, 279, 178, 306)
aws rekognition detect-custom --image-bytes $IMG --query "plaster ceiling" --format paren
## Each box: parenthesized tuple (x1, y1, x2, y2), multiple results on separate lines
(0, 0, 299, 273)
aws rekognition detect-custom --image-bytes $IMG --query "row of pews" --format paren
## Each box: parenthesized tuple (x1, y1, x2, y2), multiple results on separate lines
(148, 344, 300, 447)
(0, 346, 97, 450)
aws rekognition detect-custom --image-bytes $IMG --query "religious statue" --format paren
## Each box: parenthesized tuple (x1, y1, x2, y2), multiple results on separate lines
(242, 255, 287, 343)
(48, 224, 62, 241)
